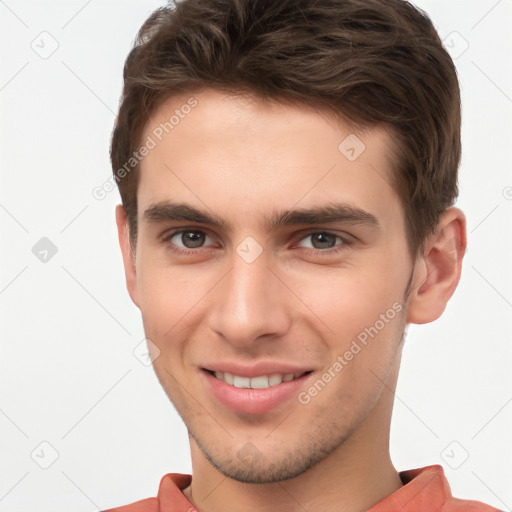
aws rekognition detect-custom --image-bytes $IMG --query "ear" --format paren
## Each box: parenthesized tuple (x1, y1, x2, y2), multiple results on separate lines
(406, 207, 467, 324)
(115, 204, 140, 309)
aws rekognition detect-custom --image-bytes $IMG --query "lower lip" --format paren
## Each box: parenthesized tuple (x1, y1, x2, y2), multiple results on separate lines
(202, 370, 312, 415)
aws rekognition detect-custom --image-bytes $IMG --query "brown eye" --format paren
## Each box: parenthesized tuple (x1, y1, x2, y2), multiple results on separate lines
(165, 230, 212, 251)
(297, 232, 343, 250)
(180, 231, 206, 248)
(311, 233, 337, 249)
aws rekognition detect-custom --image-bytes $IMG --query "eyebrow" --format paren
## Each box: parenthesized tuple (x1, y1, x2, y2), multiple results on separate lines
(143, 200, 380, 232)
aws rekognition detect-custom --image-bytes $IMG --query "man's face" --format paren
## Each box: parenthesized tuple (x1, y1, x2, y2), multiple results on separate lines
(122, 89, 415, 483)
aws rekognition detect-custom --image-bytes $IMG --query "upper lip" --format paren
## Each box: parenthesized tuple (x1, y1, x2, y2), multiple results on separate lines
(202, 361, 313, 378)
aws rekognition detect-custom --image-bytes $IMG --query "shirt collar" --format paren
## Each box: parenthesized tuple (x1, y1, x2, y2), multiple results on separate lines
(368, 465, 450, 511)
(158, 465, 450, 512)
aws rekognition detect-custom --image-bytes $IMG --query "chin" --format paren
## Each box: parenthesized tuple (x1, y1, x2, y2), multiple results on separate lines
(190, 427, 344, 484)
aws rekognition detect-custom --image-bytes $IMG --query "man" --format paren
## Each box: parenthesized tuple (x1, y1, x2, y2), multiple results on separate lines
(104, 0, 500, 510)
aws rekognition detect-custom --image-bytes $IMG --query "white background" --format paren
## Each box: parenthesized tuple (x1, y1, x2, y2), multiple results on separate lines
(0, 0, 511, 510)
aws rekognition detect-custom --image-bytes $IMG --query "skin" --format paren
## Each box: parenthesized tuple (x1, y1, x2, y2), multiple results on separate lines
(116, 89, 466, 512)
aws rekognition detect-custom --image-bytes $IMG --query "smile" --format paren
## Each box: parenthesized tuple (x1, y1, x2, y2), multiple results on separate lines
(202, 368, 315, 414)
(210, 370, 309, 389)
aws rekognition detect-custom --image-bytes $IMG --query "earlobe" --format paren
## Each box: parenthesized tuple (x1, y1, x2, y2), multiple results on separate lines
(406, 207, 467, 325)
(115, 204, 140, 309)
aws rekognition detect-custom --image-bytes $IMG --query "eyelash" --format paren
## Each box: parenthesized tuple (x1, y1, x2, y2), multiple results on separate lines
(161, 229, 353, 257)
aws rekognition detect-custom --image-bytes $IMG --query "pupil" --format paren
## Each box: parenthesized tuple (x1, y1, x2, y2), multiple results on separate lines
(312, 233, 335, 249)
(183, 231, 205, 248)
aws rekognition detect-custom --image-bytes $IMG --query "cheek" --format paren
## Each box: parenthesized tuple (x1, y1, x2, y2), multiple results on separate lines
(136, 260, 183, 338)
(299, 264, 404, 337)
(136, 259, 215, 342)
(295, 258, 407, 387)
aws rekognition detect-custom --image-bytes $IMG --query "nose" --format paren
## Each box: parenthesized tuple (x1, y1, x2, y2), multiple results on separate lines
(208, 248, 292, 347)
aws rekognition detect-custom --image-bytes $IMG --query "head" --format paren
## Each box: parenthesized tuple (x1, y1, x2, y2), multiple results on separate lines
(112, 0, 466, 484)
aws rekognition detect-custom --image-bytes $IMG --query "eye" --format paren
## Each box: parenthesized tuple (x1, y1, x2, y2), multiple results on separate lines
(296, 231, 349, 253)
(163, 229, 215, 253)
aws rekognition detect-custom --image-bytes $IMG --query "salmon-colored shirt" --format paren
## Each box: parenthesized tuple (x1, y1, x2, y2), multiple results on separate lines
(102, 465, 500, 512)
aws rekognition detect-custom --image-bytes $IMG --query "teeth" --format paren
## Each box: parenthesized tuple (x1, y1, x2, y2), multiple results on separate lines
(223, 372, 234, 385)
(250, 375, 269, 388)
(213, 371, 303, 389)
(233, 375, 251, 388)
(269, 374, 283, 386)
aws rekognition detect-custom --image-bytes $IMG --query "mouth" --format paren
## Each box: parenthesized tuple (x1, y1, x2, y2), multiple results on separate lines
(201, 368, 315, 415)
(205, 369, 312, 389)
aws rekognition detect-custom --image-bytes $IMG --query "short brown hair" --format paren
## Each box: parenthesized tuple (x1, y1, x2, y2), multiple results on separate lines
(110, 0, 461, 256)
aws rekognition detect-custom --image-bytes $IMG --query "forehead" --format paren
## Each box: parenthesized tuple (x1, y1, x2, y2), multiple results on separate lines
(137, 89, 402, 231)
